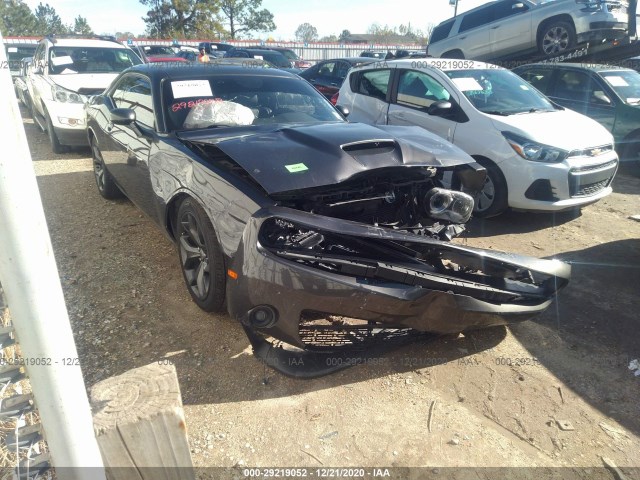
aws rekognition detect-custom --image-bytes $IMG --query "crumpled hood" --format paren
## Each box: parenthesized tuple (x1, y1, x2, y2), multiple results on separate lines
(178, 122, 476, 194)
(49, 73, 117, 93)
(490, 109, 614, 150)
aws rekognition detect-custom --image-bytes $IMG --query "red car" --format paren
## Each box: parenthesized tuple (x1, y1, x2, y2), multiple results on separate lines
(129, 45, 188, 63)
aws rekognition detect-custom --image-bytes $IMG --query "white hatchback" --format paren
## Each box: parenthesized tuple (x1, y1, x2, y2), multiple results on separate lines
(337, 58, 619, 217)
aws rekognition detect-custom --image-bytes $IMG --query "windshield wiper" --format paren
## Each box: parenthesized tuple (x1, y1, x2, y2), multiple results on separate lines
(483, 110, 512, 116)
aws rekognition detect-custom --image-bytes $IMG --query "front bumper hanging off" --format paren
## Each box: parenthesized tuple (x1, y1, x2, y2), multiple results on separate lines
(227, 207, 571, 377)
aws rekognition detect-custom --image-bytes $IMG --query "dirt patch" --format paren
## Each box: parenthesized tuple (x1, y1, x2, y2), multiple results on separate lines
(13, 106, 640, 474)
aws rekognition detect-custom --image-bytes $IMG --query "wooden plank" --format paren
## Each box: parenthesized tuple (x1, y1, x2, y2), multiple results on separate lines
(91, 363, 194, 480)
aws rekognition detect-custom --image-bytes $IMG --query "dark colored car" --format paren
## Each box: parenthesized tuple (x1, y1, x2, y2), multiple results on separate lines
(223, 48, 293, 69)
(360, 50, 387, 59)
(299, 57, 376, 99)
(85, 63, 570, 376)
(198, 42, 234, 56)
(244, 45, 312, 68)
(176, 50, 198, 62)
(514, 62, 640, 163)
(129, 45, 188, 63)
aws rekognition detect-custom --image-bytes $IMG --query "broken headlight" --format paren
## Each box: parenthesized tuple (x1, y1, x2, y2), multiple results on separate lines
(424, 188, 474, 224)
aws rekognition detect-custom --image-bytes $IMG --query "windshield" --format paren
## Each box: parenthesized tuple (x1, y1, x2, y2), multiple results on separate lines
(48, 47, 141, 74)
(143, 46, 177, 56)
(164, 75, 343, 131)
(279, 50, 299, 61)
(445, 68, 556, 115)
(5, 45, 37, 72)
(599, 70, 640, 105)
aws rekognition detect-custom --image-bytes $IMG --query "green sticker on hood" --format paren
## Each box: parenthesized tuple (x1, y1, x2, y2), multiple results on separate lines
(285, 163, 308, 173)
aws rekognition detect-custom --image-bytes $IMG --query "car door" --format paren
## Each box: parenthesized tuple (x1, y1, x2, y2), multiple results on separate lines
(27, 43, 46, 115)
(387, 69, 460, 143)
(347, 68, 393, 124)
(103, 74, 157, 216)
(548, 69, 616, 132)
(489, 0, 534, 57)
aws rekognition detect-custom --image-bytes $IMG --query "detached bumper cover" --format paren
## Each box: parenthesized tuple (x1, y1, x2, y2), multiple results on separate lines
(227, 207, 571, 351)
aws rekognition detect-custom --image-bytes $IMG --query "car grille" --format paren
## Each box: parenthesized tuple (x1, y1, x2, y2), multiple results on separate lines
(569, 144, 614, 158)
(571, 160, 618, 173)
(574, 179, 610, 197)
(569, 160, 618, 197)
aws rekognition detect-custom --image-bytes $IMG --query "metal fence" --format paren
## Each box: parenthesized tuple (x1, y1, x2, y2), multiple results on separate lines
(2, 36, 425, 62)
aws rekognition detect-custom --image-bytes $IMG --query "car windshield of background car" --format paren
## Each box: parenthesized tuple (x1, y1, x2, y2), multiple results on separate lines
(445, 69, 556, 115)
(600, 69, 640, 105)
(48, 47, 141, 74)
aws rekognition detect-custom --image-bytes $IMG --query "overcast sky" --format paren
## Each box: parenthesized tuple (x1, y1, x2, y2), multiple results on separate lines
(22, 0, 489, 39)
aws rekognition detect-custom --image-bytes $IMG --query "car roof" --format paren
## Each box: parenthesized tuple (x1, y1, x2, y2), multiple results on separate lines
(319, 57, 378, 64)
(125, 62, 297, 80)
(45, 38, 125, 48)
(517, 62, 636, 73)
(353, 58, 505, 71)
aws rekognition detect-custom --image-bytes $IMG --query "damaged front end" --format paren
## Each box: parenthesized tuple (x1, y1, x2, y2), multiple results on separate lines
(227, 207, 570, 378)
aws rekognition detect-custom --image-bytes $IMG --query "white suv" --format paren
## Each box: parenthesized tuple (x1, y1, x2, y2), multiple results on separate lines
(337, 59, 618, 217)
(27, 35, 141, 153)
(428, 0, 628, 60)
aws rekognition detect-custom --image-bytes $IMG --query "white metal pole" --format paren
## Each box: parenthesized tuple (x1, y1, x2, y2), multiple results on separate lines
(0, 32, 105, 479)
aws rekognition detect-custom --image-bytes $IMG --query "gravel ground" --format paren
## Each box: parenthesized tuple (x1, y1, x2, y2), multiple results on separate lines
(10, 106, 640, 477)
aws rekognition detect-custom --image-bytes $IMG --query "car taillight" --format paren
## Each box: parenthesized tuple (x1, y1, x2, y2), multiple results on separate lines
(330, 92, 339, 105)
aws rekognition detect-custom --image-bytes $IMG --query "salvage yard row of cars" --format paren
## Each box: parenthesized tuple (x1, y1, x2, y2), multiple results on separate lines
(3, 0, 637, 374)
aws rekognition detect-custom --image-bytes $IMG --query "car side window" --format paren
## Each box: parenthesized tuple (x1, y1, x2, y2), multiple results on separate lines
(318, 62, 337, 78)
(396, 70, 451, 108)
(554, 70, 600, 104)
(431, 19, 456, 43)
(517, 68, 553, 94)
(33, 44, 45, 72)
(357, 69, 391, 101)
(111, 75, 155, 128)
(459, 5, 495, 32)
(493, 0, 529, 21)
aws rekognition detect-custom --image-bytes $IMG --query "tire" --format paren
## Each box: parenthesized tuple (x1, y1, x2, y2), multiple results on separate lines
(176, 198, 226, 312)
(45, 109, 67, 154)
(442, 50, 465, 59)
(90, 137, 124, 200)
(469, 158, 508, 218)
(538, 21, 576, 57)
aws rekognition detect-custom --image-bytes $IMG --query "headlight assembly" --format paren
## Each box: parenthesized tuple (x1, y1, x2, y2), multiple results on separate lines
(424, 188, 474, 224)
(51, 85, 85, 104)
(502, 131, 568, 163)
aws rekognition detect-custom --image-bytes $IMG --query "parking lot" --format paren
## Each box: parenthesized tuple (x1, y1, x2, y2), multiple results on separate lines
(20, 102, 640, 473)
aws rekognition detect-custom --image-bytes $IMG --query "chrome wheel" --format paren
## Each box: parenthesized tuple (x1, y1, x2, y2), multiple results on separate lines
(542, 26, 570, 55)
(92, 143, 106, 193)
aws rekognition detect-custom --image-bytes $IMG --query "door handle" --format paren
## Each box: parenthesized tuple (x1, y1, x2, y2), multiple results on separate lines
(459, 36, 467, 40)
(491, 25, 500, 29)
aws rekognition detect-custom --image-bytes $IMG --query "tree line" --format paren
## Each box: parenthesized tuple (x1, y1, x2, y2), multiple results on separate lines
(1, 1, 94, 36)
(1, 0, 433, 43)
(0, 0, 276, 39)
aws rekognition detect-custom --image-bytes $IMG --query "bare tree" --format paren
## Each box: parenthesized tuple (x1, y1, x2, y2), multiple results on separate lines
(295, 22, 318, 43)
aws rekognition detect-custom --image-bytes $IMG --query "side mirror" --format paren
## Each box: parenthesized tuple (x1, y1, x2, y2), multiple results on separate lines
(593, 91, 612, 105)
(512, 2, 525, 8)
(110, 108, 136, 125)
(427, 100, 452, 116)
(335, 105, 350, 118)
